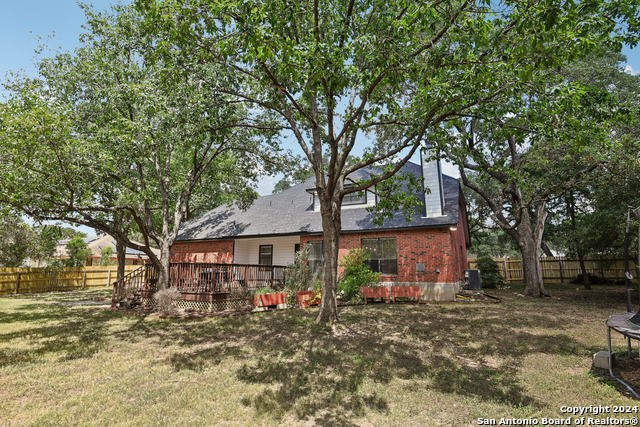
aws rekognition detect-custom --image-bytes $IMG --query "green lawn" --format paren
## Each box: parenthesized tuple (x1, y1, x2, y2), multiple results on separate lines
(1, 285, 639, 426)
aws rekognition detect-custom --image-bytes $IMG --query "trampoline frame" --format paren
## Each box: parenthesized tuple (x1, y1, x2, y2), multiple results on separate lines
(606, 313, 640, 399)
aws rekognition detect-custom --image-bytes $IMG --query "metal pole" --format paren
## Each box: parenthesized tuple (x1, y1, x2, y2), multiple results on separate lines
(634, 206, 640, 309)
(625, 208, 632, 312)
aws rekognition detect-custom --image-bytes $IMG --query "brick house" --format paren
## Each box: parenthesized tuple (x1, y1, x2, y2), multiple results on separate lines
(171, 152, 471, 301)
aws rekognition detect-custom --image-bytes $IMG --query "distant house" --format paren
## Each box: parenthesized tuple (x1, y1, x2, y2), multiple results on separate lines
(53, 235, 159, 266)
(171, 151, 471, 301)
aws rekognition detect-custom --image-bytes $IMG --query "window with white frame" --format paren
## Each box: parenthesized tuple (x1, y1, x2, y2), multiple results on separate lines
(259, 245, 273, 265)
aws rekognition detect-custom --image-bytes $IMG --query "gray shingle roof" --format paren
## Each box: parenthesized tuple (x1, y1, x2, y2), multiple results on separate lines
(177, 161, 461, 241)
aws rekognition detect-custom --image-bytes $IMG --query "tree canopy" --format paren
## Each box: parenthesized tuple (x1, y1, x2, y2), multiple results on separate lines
(0, 4, 285, 287)
(136, 0, 640, 319)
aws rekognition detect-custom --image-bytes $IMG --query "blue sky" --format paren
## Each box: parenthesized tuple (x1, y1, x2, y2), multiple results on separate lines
(2, 1, 638, 231)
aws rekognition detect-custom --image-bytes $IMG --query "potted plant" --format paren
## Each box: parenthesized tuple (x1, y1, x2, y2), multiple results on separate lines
(252, 288, 287, 307)
(359, 285, 391, 304)
(284, 245, 323, 308)
(296, 280, 321, 308)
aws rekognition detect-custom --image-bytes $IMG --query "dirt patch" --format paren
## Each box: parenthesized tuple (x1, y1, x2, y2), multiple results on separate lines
(616, 358, 640, 390)
(456, 292, 502, 303)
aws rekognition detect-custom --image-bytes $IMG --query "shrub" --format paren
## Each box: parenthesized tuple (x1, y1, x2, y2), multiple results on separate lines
(338, 248, 380, 302)
(474, 255, 505, 289)
(284, 244, 311, 293)
(154, 287, 183, 314)
(229, 283, 251, 300)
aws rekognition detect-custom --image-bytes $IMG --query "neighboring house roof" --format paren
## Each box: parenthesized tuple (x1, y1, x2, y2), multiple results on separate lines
(55, 235, 159, 259)
(177, 161, 463, 242)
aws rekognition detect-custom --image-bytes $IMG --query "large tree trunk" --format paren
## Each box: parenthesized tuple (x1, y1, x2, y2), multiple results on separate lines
(577, 249, 591, 290)
(116, 240, 126, 282)
(518, 207, 549, 297)
(520, 236, 546, 297)
(316, 193, 342, 324)
(566, 193, 590, 289)
(156, 241, 172, 291)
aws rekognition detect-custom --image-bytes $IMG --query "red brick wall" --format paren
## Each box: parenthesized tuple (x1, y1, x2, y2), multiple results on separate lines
(301, 227, 462, 284)
(171, 220, 468, 284)
(171, 240, 234, 263)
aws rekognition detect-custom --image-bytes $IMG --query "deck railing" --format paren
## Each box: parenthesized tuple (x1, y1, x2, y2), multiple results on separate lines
(111, 265, 147, 308)
(148, 262, 287, 293)
(111, 262, 288, 307)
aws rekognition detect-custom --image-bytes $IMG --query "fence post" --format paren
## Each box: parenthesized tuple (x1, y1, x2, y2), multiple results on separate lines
(503, 258, 508, 282)
(558, 258, 564, 284)
(107, 269, 111, 287)
(82, 270, 87, 289)
(15, 272, 20, 294)
(600, 258, 605, 278)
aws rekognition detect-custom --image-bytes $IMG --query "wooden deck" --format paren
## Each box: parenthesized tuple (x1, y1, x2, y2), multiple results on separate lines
(111, 262, 287, 308)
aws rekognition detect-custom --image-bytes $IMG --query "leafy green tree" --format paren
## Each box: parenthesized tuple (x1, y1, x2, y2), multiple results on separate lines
(544, 50, 640, 280)
(0, 212, 36, 267)
(65, 236, 91, 267)
(99, 246, 115, 266)
(137, 0, 640, 320)
(443, 46, 640, 297)
(0, 211, 66, 267)
(0, 5, 282, 289)
(462, 173, 521, 258)
(272, 167, 315, 194)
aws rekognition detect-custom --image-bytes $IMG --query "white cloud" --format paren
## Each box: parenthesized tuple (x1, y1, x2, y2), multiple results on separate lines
(441, 160, 460, 179)
(624, 65, 639, 76)
(256, 174, 282, 196)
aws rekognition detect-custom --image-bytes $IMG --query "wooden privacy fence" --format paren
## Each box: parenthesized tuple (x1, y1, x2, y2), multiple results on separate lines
(0, 265, 139, 295)
(467, 256, 639, 284)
